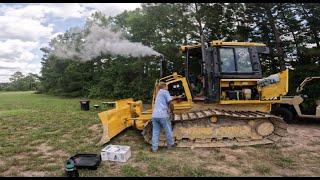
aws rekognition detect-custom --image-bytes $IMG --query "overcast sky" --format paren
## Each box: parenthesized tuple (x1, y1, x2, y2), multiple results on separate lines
(0, 3, 141, 83)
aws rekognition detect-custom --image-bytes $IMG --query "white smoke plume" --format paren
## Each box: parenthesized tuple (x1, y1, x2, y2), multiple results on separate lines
(50, 24, 160, 61)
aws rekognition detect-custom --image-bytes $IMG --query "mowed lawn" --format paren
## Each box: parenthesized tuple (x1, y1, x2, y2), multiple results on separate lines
(1, 91, 320, 177)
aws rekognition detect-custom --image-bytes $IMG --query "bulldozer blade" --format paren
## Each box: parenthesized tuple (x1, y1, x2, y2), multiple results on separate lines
(98, 99, 135, 145)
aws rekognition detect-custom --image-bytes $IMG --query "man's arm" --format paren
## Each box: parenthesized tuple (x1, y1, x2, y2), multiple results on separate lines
(171, 95, 183, 100)
(168, 95, 183, 114)
(164, 91, 181, 113)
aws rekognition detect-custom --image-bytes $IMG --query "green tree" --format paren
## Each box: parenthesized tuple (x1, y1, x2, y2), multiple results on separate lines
(6, 71, 39, 91)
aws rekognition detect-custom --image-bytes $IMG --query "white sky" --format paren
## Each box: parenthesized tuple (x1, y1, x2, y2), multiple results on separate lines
(0, 3, 141, 83)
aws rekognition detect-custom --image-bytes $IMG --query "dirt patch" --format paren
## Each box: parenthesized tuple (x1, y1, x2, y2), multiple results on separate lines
(14, 152, 29, 160)
(101, 161, 123, 176)
(2, 166, 24, 176)
(224, 147, 256, 157)
(60, 133, 72, 143)
(17, 126, 36, 131)
(89, 124, 100, 133)
(191, 148, 212, 160)
(280, 124, 320, 152)
(215, 147, 256, 164)
(35, 143, 54, 156)
(174, 123, 320, 176)
(1, 116, 20, 122)
(29, 139, 45, 146)
(53, 150, 69, 158)
(20, 171, 47, 177)
(83, 124, 102, 144)
(33, 142, 68, 159)
(0, 159, 4, 167)
(62, 134, 71, 138)
(205, 164, 241, 176)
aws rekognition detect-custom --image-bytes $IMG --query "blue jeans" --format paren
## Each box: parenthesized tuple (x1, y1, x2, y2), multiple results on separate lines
(151, 117, 174, 151)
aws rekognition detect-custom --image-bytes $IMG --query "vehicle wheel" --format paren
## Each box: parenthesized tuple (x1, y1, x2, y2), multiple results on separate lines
(271, 107, 294, 124)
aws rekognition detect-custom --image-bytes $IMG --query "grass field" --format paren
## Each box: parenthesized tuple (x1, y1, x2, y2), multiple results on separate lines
(1, 91, 320, 177)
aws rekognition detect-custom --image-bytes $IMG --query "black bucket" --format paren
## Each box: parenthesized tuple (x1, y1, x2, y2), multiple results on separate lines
(80, 100, 90, 111)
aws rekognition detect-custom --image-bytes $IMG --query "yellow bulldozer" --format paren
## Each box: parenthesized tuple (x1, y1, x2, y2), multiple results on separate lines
(98, 40, 289, 148)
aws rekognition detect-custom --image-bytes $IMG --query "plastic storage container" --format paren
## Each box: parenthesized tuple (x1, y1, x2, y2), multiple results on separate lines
(101, 145, 131, 162)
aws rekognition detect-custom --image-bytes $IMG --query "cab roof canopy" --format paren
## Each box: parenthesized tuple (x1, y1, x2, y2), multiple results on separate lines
(180, 40, 266, 53)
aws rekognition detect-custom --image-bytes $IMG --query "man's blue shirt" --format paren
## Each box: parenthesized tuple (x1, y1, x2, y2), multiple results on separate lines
(152, 89, 172, 118)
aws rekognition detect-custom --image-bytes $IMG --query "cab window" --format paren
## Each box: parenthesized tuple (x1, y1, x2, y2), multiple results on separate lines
(236, 47, 252, 72)
(220, 48, 236, 72)
(219, 47, 253, 73)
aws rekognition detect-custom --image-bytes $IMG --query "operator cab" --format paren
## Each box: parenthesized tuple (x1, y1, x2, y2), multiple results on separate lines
(183, 47, 204, 100)
(181, 41, 269, 103)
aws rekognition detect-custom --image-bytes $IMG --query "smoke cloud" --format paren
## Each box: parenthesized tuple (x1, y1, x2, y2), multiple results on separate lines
(50, 24, 160, 61)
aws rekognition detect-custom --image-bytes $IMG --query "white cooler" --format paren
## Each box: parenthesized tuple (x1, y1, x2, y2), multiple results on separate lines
(101, 145, 131, 162)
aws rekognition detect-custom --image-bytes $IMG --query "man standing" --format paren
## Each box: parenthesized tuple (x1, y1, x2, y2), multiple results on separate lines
(151, 82, 180, 152)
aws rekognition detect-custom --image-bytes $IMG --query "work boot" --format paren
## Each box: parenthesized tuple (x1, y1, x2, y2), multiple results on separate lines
(167, 144, 176, 150)
(150, 147, 158, 153)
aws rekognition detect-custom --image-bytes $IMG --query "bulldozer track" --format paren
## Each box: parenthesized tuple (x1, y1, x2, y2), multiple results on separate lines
(142, 109, 287, 148)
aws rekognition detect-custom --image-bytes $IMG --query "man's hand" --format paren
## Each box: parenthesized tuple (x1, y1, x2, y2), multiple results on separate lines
(172, 95, 183, 100)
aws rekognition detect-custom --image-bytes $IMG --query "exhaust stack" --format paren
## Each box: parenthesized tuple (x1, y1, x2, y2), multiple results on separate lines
(159, 54, 167, 78)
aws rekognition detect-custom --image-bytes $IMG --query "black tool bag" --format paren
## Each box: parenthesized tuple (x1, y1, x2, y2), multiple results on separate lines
(68, 153, 101, 170)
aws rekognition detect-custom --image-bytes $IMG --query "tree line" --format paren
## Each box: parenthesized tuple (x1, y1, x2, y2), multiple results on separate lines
(0, 71, 40, 91)
(6, 3, 320, 101)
